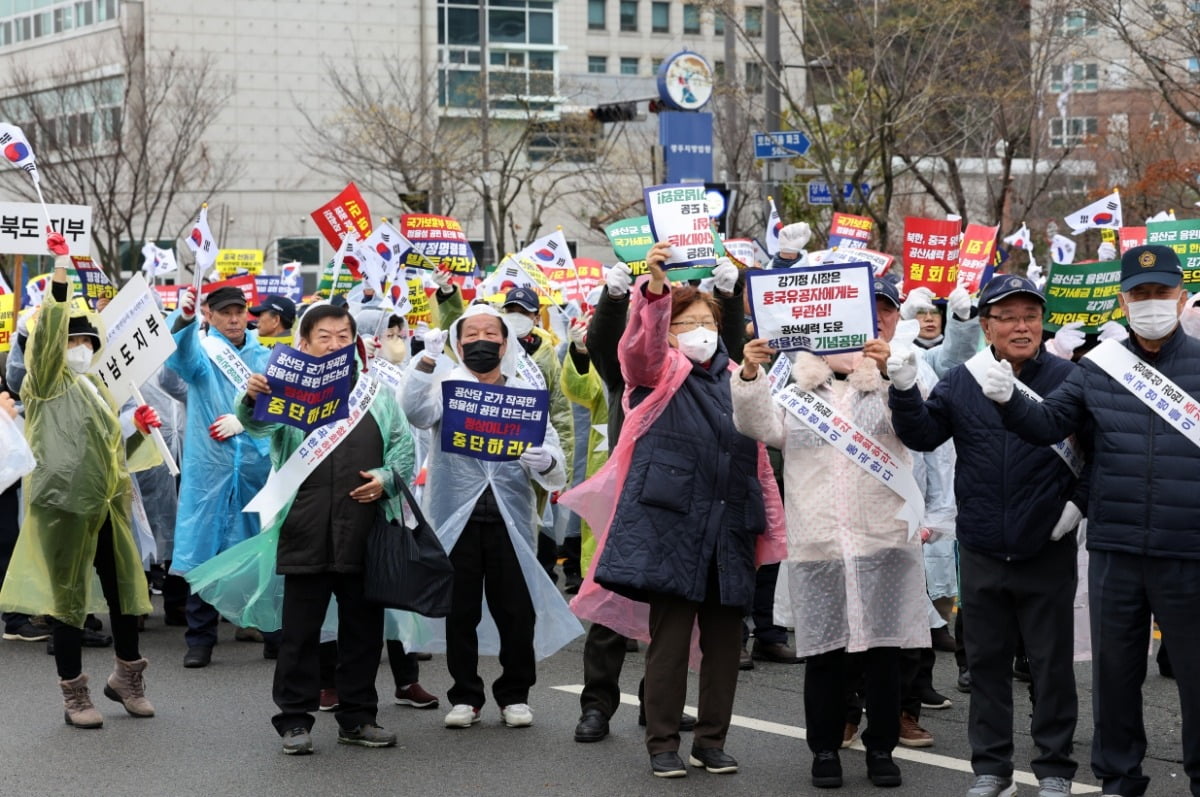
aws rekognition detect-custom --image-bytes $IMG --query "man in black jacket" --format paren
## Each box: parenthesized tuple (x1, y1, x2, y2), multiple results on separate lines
(888, 275, 1086, 797)
(986, 246, 1200, 797)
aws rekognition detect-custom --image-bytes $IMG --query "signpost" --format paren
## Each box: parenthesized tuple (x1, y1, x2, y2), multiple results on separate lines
(807, 181, 873, 206)
(754, 131, 812, 159)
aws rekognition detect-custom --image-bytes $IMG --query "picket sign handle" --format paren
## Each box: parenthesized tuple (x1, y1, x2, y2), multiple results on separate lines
(131, 384, 180, 476)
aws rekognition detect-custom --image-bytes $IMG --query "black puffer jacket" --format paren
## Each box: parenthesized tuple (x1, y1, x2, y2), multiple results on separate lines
(1001, 329, 1200, 559)
(890, 346, 1088, 561)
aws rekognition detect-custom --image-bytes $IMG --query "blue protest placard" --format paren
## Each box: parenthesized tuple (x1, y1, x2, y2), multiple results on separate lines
(255, 275, 304, 303)
(253, 342, 355, 432)
(440, 380, 549, 462)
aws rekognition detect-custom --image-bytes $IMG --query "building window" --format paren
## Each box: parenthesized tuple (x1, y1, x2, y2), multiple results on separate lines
(2, 75, 124, 153)
(620, 0, 637, 31)
(714, 9, 725, 34)
(620, 56, 639, 75)
(588, 55, 607, 74)
(588, 0, 605, 30)
(438, 0, 558, 111)
(714, 60, 725, 81)
(1061, 8, 1097, 36)
(744, 5, 762, 37)
(651, 1, 668, 33)
(0, 0, 119, 49)
(650, 57, 663, 73)
(683, 3, 700, 34)
(527, 117, 602, 163)
(1050, 62, 1099, 92)
(745, 62, 763, 93)
(1189, 57, 1200, 79)
(1049, 116, 1098, 147)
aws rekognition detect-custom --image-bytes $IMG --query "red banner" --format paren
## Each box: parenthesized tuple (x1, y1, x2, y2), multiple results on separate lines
(310, 183, 373, 249)
(1119, 226, 1147, 254)
(828, 212, 874, 249)
(902, 217, 962, 298)
(201, 274, 258, 308)
(956, 223, 999, 293)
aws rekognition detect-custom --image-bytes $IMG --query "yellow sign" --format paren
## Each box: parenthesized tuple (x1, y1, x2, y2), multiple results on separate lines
(257, 334, 293, 349)
(0, 294, 14, 353)
(406, 278, 431, 326)
(216, 249, 264, 277)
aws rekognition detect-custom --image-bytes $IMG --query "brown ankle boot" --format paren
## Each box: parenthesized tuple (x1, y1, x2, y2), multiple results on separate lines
(60, 674, 104, 728)
(104, 657, 155, 717)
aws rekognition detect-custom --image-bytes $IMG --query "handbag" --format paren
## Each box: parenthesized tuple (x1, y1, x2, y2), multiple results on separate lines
(363, 480, 454, 617)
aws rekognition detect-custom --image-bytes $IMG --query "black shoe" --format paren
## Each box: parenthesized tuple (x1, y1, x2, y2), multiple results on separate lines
(1012, 655, 1031, 682)
(752, 640, 803, 663)
(183, 646, 213, 668)
(263, 641, 279, 660)
(637, 705, 696, 732)
(81, 628, 112, 647)
(564, 572, 583, 595)
(866, 750, 901, 787)
(739, 647, 755, 671)
(83, 614, 103, 632)
(812, 750, 842, 788)
(574, 708, 610, 743)
(3, 621, 52, 642)
(650, 751, 687, 778)
(281, 727, 313, 755)
(688, 746, 738, 773)
(919, 688, 952, 710)
(931, 626, 956, 652)
(337, 723, 396, 748)
(956, 666, 972, 693)
(625, 637, 639, 653)
(413, 651, 433, 661)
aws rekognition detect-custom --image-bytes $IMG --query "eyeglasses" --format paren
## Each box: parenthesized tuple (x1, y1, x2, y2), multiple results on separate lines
(987, 313, 1042, 326)
(669, 320, 718, 331)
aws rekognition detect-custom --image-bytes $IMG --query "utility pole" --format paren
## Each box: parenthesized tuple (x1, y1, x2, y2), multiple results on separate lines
(764, 0, 782, 203)
(479, 2, 494, 264)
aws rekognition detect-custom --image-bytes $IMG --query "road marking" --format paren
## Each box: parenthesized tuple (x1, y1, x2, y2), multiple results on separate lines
(551, 685, 1100, 794)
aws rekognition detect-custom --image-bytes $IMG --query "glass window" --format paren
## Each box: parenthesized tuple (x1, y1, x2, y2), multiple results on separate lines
(1050, 62, 1099, 92)
(1062, 8, 1097, 36)
(588, 0, 604, 30)
(490, 8, 525, 43)
(651, 56, 662, 72)
(744, 5, 762, 36)
(745, 62, 763, 92)
(445, 7, 479, 45)
(683, 4, 699, 34)
(1049, 116, 1098, 147)
(529, 9, 552, 42)
(714, 59, 725, 80)
(620, 0, 637, 31)
(620, 56, 639, 75)
(714, 10, 724, 34)
(651, 1, 668, 32)
(588, 55, 607, 74)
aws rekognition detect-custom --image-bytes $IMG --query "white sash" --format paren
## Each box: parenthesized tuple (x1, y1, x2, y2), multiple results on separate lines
(1084, 339, 1200, 450)
(201, 335, 253, 393)
(775, 383, 924, 539)
(368, 357, 406, 392)
(965, 348, 1084, 476)
(516, 352, 547, 390)
(243, 377, 381, 528)
(766, 353, 792, 396)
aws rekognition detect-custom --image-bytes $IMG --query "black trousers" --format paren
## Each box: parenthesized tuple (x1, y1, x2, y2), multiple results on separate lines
(319, 638, 419, 689)
(806, 647, 900, 754)
(899, 647, 936, 719)
(53, 516, 140, 679)
(580, 622, 629, 718)
(1090, 551, 1200, 797)
(741, 562, 788, 646)
(446, 497, 536, 709)
(959, 539, 1077, 781)
(271, 572, 383, 735)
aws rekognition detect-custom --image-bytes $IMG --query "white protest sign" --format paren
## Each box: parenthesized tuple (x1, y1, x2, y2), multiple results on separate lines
(747, 263, 877, 353)
(807, 247, 894, 277)
(643, 183, 717, 268)
(0, 201, 92, 256)
(93, 274, 176, 404)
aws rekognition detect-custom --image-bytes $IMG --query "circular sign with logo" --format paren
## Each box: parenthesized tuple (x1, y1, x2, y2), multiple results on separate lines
(656, 50, 714, 111)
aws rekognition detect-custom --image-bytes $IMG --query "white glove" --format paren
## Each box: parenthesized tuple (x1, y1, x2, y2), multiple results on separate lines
(947, 285, 972, 321)
(606, 262, 633, 298)
(711, 257, 738, 294)
(180, 286, 198, 321)
(1098, 320, 1129, 342)
(886, 349, 919, 391)
(568, 318, 588, 350)
(365, 335, 383, 360)
(1027, 263, 1044, 284)
(983, 358, 1015, 403)
(208, 413, 244, 442)
(413, 321, 431, 340)
(519, 445, 554, 474)
(16, 311, 30, 338)
(778, 222, 812, 253)
(1047, 321, 1086, 360)
(1050, 501, 1082, 542)
(432, 267, 454, 294)
(1097, 241, 1118, 261)
(900, 287, 937, 321)
(421, 328, 448, 362)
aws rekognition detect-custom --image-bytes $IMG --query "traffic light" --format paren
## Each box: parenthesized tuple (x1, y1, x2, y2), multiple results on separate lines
(590, 102, 637, 123)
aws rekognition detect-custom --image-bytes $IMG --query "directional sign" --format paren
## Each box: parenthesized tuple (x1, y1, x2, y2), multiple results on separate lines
(807, 181, 873, 206)
(754, 131, 811, 159)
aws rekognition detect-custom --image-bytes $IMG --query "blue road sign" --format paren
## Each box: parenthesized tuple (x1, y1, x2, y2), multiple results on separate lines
(753, 131, 811, 159)
(806, 181, 872, 205)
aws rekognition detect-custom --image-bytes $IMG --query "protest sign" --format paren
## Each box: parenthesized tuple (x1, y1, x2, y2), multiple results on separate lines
(215, 249, 264, 278)
(0, 294, 14, 353)
(201, 274, 258, 307)
(807, 248, 894, 277)
(93, 274, 176, 403)
(399, 214, 477, 277)
(310, 183, 372, 249)
(154, 285, 180, 310)
(644, 183, 717, 272)
(1146, 219, 1200, 291)
(573, 258, 604, 298)
(606, 215, 655, 276)
(828, 212, 873, 250)
(254, 275, 304, 303)
(746, 263, 877, 353)
(71, 255, 117, 306)
(1119, 226, 1146, 254)
(1043, 260, 1124, 332)
(253, 343, 355, 433)
(956, 223, 1000, 293)
(256, 335, 292, 350)
(0, 201, 91, 256)
(902, 217, 961, 298)
(402, 276, 432, 327)
(440, 380, 549, 462)
(723, 238, 759, 269)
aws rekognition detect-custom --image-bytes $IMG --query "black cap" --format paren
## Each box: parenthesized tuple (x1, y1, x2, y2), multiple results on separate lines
(503, 286, 540, 312)
(1120, 244, 1183, 291)
(206, 286, 248, 312)
(873, 278, 901, 309)
(978, 274, 1044, 311)
(249, 295, 297, 327)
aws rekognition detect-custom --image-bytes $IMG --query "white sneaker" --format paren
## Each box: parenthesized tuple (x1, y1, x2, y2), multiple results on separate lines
(966, 775, 1016, 797)
(444, 704, 480, 728)
(501, 703, 533, 727)
(1038, 776, 1072, 797)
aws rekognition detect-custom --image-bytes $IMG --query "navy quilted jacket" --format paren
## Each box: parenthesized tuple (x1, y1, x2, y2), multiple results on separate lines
(594, 345, 766, 610)
(890, 346, 1088, 560)
(1000, 328, 1200, 559)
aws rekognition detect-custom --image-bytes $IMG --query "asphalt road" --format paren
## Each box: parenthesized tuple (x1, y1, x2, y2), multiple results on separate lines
(0, 599, 1186, 797)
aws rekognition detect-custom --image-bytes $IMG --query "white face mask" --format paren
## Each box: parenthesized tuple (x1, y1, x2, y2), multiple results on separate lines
(503, 312, 535, 338)
(66, 344, 93, 374)
(674, 326, 719, 363)
(382, 338, 408, 365)
(1125, 298, 1181, 341)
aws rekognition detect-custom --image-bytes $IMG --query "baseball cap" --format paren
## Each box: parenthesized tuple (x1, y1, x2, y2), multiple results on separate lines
(1120, 244, 1183, 291)
(206, 286, 248, 312)
(873, 278, 901, 309)
(978, 274, 1044, 311)
(249, 295, 297, 327)
(503, 286, 540, 313)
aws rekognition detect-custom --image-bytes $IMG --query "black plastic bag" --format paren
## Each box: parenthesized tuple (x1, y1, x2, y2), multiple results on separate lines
(363, 481, 454, 617)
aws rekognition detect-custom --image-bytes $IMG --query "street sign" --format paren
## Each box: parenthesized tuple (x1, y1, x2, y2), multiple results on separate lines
(806, 181, 873, 206)
(753, 131, 811, 159)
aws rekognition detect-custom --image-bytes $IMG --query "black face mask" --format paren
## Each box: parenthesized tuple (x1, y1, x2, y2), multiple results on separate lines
(461, 339, 503, 373)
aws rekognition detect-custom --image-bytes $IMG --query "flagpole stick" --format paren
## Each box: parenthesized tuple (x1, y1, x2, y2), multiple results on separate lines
(130, 384, 180, 476)
(32, 180, 54, 234)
